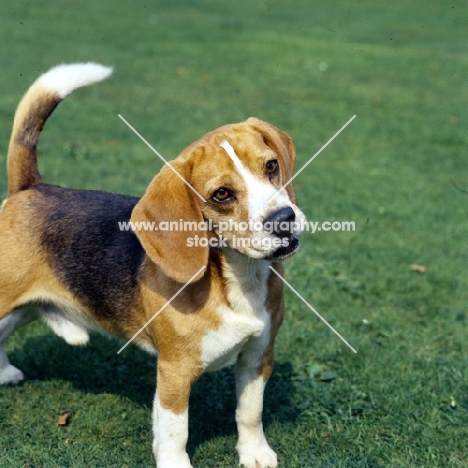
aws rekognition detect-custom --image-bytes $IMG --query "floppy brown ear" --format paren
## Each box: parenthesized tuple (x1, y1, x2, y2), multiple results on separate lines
(246, 117, 298, 204)
(131, 161, 208, 283)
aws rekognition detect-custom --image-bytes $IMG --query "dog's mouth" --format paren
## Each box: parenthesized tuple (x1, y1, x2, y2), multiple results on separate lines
(270, 237, 300, 260)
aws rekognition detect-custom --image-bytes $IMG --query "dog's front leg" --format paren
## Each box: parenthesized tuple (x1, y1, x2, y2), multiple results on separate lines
(235, 349, 278, 468)
(152, 359, 197, 468)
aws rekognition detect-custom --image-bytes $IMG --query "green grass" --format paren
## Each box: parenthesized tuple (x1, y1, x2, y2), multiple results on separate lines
(1, 0, 467, 466)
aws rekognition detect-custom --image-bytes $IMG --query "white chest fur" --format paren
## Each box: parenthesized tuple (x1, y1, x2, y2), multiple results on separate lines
(201, 255, 272, 372)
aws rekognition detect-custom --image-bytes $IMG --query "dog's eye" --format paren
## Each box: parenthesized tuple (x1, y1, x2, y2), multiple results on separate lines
(212, 187, 234, 203)
(266, 159, 279, 176)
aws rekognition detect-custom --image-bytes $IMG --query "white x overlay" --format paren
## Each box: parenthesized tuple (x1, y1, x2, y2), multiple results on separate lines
(117, 114, 357, 354)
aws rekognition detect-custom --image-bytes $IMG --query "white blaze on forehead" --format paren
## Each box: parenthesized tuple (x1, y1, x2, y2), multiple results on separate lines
(219, 140, 249, 177)
(219, 140, 287, 221)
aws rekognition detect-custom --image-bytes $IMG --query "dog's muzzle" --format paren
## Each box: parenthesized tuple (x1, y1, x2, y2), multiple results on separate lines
(264, 207, 300, 260)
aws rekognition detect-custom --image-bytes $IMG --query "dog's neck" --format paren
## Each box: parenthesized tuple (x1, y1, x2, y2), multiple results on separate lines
(217, 247, 271, 314)
(219, 247, 270, 281)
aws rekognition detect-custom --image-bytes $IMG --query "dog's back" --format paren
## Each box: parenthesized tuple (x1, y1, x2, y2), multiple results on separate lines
(30, 184, 144, 320)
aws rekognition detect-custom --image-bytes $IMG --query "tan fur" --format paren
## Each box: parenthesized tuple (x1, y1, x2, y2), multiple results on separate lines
(0, 190, 61, 312)
(261, 262, 286, 381)
(7, 86, 61, 195)
(131, 160, 209, 284)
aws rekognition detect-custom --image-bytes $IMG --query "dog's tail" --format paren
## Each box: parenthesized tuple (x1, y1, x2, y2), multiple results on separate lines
(7, 63, 112, 195)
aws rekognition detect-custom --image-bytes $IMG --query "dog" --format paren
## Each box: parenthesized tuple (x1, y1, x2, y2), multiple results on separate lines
(0, 63, 306, 468)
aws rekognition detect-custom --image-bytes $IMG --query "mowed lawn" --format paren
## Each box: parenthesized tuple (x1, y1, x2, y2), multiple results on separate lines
(0, 1, 467, 467)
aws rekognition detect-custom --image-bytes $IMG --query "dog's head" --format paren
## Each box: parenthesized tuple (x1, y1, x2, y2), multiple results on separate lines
(131, 117, 306, 282)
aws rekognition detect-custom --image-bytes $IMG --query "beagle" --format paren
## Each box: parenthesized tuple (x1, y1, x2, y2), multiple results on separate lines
(0, 63, 306, 468)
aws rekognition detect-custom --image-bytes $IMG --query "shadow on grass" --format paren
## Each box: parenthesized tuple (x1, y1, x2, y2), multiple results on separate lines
(188, 361, 298, 453)
(9, 332, 299, 449)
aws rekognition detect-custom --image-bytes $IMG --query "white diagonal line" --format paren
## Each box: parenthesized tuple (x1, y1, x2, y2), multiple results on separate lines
(269, 114, 356, 202)
(117, 266, 206, 354)
(269, 266, 357, 353)
(118, 114, 206, 202)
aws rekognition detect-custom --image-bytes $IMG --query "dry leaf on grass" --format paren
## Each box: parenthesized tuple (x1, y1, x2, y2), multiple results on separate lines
(56, 412, 71, 426)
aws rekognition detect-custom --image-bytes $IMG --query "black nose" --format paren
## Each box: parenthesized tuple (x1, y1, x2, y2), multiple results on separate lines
(263, 207, 296, 238)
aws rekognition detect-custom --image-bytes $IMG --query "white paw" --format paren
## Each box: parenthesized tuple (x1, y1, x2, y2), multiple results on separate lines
(61, 325, 89, 346)
(42, 312, 90, 346)
(0, 364, 25, 385)
(238, 444, 278, 468)
(155, 454, 193, 468)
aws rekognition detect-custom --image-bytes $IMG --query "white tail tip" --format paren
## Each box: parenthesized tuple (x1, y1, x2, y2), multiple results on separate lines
(34, 62, 113, 98)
